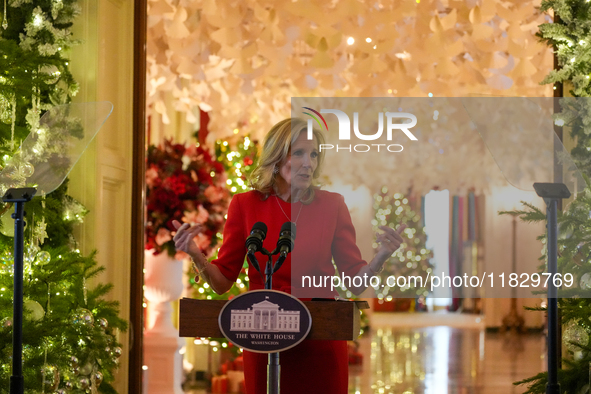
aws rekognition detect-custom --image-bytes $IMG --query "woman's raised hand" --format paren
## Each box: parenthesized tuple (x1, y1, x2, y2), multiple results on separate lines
(172, 220, 232, 295)
(351, 223, 409, 294)
(172, 220, 202, 258)
(375, 224, 407, 261)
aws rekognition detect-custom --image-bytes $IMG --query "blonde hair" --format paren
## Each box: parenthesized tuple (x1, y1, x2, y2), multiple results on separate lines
(250, 118, 325, 204)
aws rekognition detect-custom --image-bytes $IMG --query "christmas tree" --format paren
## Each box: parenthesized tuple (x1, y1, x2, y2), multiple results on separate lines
(371, 188, 433, 302)
(510, 190, 591, 394)
(515, 0, 591, 392)
(173, 134, 259, 368)
(188, 135, 258, 302)
(0, 1, 127, 393)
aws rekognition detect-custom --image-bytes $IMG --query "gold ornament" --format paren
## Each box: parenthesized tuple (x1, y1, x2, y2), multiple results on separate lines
(2, 0, 7, 30)
(24, 299, 45, 321)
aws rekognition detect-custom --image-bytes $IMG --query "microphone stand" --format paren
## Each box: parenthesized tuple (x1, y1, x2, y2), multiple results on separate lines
(247, 249, 287, 394)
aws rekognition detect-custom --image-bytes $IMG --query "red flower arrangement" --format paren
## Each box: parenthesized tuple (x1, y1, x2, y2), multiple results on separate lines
(145, 139, 230, 258)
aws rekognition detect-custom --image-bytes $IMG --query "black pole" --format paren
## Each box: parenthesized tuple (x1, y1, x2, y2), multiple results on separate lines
(267, 352, 280, 394)
(4, 188, 36, 394)
(546, 199, 560, 394)
(9, 200, 25, 394)
(265, 255, 273, 292)
(264, 254, 280, 394)
(533, 183, 570, 394)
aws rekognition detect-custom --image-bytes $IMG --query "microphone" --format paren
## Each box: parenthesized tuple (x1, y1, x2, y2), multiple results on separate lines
(246, 222, 267, 273)
(246, 222, 267, 254)
(277, 222, 296, 258)
(272, 222, 296, 274)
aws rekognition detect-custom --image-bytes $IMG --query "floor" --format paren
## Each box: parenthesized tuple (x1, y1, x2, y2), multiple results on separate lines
(349, 326, 545, 394)
(185, 313, 547, 394)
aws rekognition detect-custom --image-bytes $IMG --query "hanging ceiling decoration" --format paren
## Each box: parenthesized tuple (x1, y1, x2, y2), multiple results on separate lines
(146, 0, 553, 194)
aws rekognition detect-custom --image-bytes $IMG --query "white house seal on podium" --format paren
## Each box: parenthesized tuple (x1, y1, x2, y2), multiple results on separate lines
(219, 290, 312, 353)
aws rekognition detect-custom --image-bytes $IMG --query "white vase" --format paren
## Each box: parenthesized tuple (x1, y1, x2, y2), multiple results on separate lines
(144, 249, 183, 335)
(143, 249, 184, 394)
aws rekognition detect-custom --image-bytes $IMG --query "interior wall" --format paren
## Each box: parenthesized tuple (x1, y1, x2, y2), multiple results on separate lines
(69, 0, 135, 392)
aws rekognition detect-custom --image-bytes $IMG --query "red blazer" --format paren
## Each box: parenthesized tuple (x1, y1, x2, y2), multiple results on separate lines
(211, 189, 366, 394)
(211, 189, 367, 298)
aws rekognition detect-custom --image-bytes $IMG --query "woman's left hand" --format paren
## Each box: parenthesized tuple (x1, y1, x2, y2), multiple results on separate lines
(375, 224, 407, 260)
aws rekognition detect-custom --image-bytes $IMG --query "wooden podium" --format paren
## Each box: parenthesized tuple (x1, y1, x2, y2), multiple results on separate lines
(179, 297, 369, 340)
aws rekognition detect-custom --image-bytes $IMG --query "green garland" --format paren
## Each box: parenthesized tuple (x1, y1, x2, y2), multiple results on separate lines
(538, 0, 591, 98)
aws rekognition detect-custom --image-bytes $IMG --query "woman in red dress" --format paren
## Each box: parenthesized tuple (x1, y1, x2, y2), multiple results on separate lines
(173, 118, 406, 394)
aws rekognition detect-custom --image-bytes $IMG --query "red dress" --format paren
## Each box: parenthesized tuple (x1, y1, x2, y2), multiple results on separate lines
(211, 189, 367, 394)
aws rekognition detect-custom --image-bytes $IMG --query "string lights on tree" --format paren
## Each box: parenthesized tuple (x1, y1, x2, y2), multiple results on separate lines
(0, 1, 128, 392)
(516, 1, 591, 392)
(188, 135, 258, 302)
(371, 188, 433, 306)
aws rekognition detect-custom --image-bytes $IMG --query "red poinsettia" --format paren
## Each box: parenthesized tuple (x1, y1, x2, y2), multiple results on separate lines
(145, 139, 230, 258)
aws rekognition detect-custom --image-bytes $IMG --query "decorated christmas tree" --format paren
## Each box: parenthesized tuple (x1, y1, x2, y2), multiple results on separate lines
(510, 189, 591, 394)
(186, 135, 259, 364)
(516, 0, 591, 392)
(0, 1, 127, 393)
(371, 188, 433, 302)
(187, 135, 258, 301)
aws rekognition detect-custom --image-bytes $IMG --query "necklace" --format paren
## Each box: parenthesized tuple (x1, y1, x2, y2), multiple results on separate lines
(275, 195, 304, 224)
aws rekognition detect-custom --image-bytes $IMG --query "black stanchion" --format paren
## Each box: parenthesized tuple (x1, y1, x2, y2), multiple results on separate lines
(533, 183, 570, 394)
(4, 187, 36, 394)
(0, 102, 112, 394)
(546, 199, 560, 394)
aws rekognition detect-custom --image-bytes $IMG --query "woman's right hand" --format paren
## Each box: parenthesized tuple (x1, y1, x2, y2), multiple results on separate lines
(172, 220, 202, 258)
(172, 219, 233, 295)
